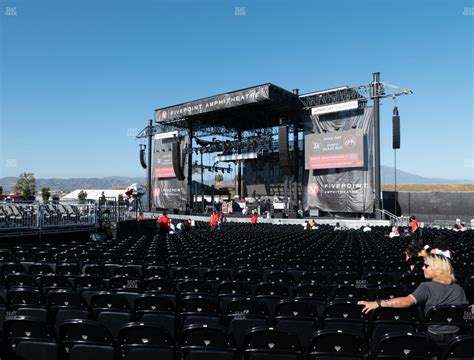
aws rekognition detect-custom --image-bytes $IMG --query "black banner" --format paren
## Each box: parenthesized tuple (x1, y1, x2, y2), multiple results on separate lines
(153, 137, 189, 209)
(303, 107, 374, 213)
(155, 84, 271, 122)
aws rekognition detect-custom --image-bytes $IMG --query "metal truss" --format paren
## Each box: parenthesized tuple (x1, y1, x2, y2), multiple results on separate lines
(299, 82, 412, 109)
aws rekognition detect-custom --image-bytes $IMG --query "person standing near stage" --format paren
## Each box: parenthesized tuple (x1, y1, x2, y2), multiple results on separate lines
(410, 215, 419, 233)
(251, 213, 258, 229)
(210, 210, 219, 231)
(157, 211, 171, 236)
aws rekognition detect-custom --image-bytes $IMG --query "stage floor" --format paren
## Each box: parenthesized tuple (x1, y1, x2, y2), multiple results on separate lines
(144, 212, 391, 229)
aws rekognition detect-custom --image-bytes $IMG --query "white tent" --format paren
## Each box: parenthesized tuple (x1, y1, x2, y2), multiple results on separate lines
(62, 189, 127, 201)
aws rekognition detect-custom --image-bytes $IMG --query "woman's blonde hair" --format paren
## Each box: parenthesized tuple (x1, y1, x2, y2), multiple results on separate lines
(424, 253, 456, 284)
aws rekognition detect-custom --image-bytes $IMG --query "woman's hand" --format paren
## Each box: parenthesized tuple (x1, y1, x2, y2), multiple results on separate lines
(357, 300, 379, 314)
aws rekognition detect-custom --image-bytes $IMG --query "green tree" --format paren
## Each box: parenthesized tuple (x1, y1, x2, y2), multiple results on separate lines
(41, 187, 51, 203)
(215, 173, 224, 183)
(14, 172, 36, 199)
(78, 190, 88, 201)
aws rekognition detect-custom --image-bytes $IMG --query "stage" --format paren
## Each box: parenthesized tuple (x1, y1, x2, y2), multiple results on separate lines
(144, 212, 391, 229)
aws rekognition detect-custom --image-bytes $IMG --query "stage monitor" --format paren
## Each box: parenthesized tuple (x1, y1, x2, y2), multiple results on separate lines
(305, 129, 365, 170)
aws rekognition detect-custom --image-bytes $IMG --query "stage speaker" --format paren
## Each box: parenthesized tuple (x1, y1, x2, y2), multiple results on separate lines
(139, 148, 147, 169)
(172, 141, 185, 180)
(392, 107, 400, 149)
(278, 126, 292, 175)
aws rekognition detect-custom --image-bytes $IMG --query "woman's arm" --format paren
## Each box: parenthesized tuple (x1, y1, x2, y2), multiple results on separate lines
(358, 295, 416, 314)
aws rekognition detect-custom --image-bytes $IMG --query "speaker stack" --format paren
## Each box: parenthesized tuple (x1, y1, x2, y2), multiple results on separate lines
(172, 141, 186, 180)
(392, 107, 400, 149)
(278, 126, 292, 175)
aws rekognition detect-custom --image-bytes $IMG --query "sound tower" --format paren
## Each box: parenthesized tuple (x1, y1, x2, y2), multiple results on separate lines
(278, 126, 292, 175)
(172, 141, 185, 180)
(392, 107, 400, 149)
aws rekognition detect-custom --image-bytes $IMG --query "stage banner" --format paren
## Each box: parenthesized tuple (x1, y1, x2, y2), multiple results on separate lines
(155, 84, 271, 122)
(153, 136, 189, 210)
(303, 107, 374, 213)
(305, 129, 365, 170)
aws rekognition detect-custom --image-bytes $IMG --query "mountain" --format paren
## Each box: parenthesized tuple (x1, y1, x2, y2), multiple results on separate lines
(0, 168, 471, 194)
(381, 166, 472, 184)
(0, 176, 145, 193)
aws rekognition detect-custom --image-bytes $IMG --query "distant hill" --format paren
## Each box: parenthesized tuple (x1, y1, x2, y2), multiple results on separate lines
(0, 176, 145, 193)
(0, 167, 471, 194)
(381, 166, 472, 184)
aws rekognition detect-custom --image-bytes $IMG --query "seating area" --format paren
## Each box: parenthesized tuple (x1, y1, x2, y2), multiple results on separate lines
(0, 224, 472, 359)
(0, 203, 94, 229)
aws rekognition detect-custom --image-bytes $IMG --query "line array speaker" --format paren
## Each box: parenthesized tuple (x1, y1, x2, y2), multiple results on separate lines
(172, 141, 185, 180)
(392, 107, 400, 149)
(278, 126, 292, 175)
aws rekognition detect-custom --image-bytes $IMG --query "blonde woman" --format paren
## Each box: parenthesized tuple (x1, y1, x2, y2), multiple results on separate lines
(358, 254, 467, 334)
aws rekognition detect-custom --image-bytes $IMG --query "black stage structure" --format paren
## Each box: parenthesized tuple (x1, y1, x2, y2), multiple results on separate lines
(137, 73, 412, 219)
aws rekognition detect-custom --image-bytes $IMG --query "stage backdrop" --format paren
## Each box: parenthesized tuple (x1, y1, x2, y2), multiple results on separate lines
(153, 135, 189, 210)
(303, 107, 374, 213)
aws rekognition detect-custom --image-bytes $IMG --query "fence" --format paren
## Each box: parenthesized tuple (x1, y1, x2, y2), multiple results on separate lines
(0, 202, 96, 236)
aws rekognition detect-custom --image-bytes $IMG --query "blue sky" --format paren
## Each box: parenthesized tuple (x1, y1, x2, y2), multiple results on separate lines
(1, 0, 473, 181)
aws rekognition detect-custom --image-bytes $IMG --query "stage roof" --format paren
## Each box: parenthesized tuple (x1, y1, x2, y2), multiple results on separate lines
(154, 83, 302, 131)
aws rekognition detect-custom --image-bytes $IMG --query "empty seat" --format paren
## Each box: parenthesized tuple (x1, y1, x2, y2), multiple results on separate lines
(308, 329, 367, 360)
(29, 264, 55, 276)
(322, 300, 367, 334)
(91, 293, 133, 339)
(48, 290, 90, 328)
(274, 300, 319, 353)
(60, 319, 116, 360)
(242, 326, 302, 360)
(135, 295, 176, 339)
(118, 322, 175, 360)
(180, 324, 237, 360)
(218, 281, 253, 314)
(369, 306, 421, 344)
(370, 331, 437, 359)
(179, 295, 221, 329)
(4, 317, 59, 360)
(441, 334, 474, 360)
(225, 298, 269, 350)
(40, 275, 74, 294)
(7, 289, 48, 321)
(255, 282, 291, 315)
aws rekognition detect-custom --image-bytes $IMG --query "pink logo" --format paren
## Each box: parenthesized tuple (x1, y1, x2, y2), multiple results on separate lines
(307, 183, 320, 196)
(161, 110, 168, 120)
(154, 188, 161, 197)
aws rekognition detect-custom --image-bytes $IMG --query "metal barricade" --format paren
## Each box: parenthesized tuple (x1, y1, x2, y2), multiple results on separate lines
(0, 203, 40, 229)
(41, 202, 96, 228)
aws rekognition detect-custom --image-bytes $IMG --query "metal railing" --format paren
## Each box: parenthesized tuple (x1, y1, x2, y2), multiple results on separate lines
(0, 202, 97, 235)
(41, 203, 96, 228)
(376, 209, 409, 226)
(0, 203, 40, 229)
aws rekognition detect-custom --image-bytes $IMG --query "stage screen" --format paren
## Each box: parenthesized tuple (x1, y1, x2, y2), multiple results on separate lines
(305, 129, 365, 170)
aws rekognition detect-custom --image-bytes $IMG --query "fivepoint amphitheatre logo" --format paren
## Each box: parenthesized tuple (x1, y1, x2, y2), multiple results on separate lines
(161, 110, 168, 120)
(307, 183, 320, 196)
(154, 187, 161, 197)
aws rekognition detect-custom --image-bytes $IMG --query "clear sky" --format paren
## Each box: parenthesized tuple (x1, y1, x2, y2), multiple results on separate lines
(1, 0, 473, 180)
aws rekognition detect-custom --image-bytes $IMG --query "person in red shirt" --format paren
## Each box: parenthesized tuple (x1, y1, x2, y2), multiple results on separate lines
(250, 213, 258, 229)
(210, 211, 219, 231)
(410, 215, 419, 233)
(158, 211, 171, 236)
